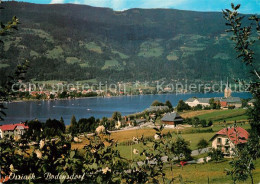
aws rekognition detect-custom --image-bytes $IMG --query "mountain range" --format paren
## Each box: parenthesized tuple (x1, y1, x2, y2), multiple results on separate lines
(0, 1, 259, 83)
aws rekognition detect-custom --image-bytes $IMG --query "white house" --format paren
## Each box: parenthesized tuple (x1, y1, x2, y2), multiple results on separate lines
(185, 98, 210, 107)
(0, 123, 29, 139)
(210, 127, 249, 156)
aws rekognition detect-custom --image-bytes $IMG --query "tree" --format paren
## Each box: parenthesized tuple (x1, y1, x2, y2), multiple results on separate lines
(45, 119, 65, 137)
(0, 6, 29, 121)
(208, 120, 213, 127)
(60, 117, 66, 132)
(192, 117, 200, 128)
(197, 138, 209, 153)
(200, 119, 207, 127)
(228, 105, 236, 109)
(209, 98, 215, 106)
(165, 100, 173, 109)
(69, 115, 78, 136)
(194, 104, 202, 110)
(241, 98, 249, 108)
(223, 3, 260, 183)
(184, 118, 192, 125)
(176, 100, 191, 112)
(208, 148, 224, 162)
(112, 111, 122, 121)
(174, 137, 192, 161)
(226, 146, 255, 184)
(25, 119, 43, 141)
(78, 117, 97, 133)
(209, 98, 217, 109)
(151, 100, 164, 106)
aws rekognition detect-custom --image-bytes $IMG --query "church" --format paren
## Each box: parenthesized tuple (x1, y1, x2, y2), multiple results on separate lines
(185, 79, 242, 108)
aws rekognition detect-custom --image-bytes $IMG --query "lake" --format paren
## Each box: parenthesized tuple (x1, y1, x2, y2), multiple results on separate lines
(2, 92, 252, 125)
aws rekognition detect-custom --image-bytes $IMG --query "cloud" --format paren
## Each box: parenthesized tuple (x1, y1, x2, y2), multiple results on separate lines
(68, 0, 189, 10)
(64, 0, 260, 13)
(139, 0, 189, 9)
(50, 0, 65, 4)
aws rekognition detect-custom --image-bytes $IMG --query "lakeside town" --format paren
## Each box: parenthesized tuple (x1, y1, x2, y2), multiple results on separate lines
(7, 78, 251, 102)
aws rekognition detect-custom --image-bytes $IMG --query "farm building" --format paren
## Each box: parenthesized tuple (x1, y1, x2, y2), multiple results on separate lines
(161, 112, 183, 126)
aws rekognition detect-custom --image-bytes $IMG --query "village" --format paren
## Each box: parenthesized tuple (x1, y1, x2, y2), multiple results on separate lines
(0, 84, 254, 163)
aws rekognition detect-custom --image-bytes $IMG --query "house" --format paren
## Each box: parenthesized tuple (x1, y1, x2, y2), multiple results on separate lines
(135, 119, 146, 125)
(161, 112, 183, 127)
(185, 98, 210, 107)
(210, 127, 249, 156)
(215, 97, 242, 108)
(248, 99, 256, 107)
(0, 123, 29, 139)
(185, 97, 242, 109)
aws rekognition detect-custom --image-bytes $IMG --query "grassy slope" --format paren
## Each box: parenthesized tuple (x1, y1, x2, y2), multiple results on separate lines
(196, 109, 247, 122)
(181, 109, 248, 122)
(165, 158, 260, 184)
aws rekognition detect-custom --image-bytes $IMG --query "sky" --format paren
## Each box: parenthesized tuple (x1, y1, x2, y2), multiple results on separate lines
(10, 0, 260, 14)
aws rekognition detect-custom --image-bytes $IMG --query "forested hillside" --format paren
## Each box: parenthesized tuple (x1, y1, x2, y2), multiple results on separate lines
(0, 1, 259, 83)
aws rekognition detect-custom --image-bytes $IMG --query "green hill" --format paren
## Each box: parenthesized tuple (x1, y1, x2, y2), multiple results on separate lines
(0, 2, 259, 83)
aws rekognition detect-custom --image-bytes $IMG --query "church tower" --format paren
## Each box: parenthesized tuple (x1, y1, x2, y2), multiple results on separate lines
(224, 78, 232, 98)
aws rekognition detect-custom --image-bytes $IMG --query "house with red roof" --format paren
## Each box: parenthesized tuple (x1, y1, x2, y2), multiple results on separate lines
(0, 123, 29, 139)
(210, 127, 249, 156)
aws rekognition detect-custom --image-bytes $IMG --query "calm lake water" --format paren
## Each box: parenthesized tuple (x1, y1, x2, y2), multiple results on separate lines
(2, 93, 252, 125)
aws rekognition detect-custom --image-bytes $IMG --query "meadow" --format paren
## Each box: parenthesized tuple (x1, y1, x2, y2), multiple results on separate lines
(181, 109, 248, 123)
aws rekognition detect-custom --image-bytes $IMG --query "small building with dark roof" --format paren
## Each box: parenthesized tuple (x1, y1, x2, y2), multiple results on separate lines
(161, 112, 183, 126)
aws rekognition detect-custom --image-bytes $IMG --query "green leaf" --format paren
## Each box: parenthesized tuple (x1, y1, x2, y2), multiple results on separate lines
(70, 151, 75, 158)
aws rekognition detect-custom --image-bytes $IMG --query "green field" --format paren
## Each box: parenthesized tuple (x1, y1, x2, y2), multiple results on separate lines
(46, 46, 64, 59)
(112, 50, 129, 59)
(167, 51, 179, 61)
(196, 109, 248, 122)
(116, 132, 215, 160)
(66, 57, 81, 64)
(84, 42, 103, 54)
(79, 63, 89, 68)
(165, 158, 260, 184)
(102, 59, 120, 70)
(22, 28, 54, 43)
(138, 41, 164, 58)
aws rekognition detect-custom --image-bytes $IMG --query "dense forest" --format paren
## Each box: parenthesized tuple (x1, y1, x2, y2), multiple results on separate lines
(0, 1, 259, 83)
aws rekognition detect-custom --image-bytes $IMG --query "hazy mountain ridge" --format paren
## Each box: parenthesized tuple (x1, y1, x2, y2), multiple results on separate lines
(0, 1, 259, 83)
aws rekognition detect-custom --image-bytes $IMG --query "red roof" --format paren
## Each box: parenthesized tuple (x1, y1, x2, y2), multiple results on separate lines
(0, 123, 29, 131)
(220, 101, 228, 107)
(216, 127, 249, 144)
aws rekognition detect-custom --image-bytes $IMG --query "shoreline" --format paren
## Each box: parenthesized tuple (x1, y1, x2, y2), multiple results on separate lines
(4, 92, 252, 104)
